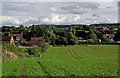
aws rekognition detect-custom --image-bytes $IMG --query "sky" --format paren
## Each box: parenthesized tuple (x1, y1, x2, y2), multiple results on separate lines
(1, 0, 120, 26)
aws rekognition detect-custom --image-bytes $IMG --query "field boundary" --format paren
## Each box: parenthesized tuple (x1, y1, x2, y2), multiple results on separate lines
(37, 61, 50, 76)
(72, 48, 83, 59)
(19, 60, 25, 77)
(69, 49, 79, 59)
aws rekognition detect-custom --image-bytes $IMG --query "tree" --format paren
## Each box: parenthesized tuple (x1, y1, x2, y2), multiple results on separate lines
(101, 37, 112, 43)
(36, 25, 44, 37)
(89, 34, 97, 39)
(114, 31, 120, 41)
(56, 36, 68, 45)
(52, 33, 56, 45)
(68, 32, 78, 45)
(73, 26, 76, 36)
(31, 24, 37, 37)
(88, 30, 97, 39)
(18, 25, 25, 33)
(70, 26, 73, 32)
(48, 32, 56, 45)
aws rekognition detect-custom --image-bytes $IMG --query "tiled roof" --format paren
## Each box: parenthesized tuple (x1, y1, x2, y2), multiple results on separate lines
(31, 37, 48, 41)
(11, 34, 22, 36)
(27, 41, 45, 45)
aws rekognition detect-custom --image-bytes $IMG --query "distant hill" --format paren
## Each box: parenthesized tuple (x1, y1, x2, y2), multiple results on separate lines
(1, 23, 120, 28)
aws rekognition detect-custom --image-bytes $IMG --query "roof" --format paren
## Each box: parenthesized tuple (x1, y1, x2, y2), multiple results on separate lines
(2, 36, 11, 41)
(11, 34, 22, 37)
(79, 40, 87, 42)
(31, 37, 48, 41)
(27, 41, 45, 45)
(96, 27, 109, 30)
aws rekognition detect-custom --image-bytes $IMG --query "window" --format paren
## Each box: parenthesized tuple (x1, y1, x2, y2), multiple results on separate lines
(16, 37, 20, 40)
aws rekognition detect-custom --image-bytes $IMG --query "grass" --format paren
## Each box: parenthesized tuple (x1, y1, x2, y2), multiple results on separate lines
(2, 45, 118, 76)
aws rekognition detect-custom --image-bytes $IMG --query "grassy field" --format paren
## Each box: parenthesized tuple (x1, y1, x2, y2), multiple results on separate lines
(2, 45, 118, 76)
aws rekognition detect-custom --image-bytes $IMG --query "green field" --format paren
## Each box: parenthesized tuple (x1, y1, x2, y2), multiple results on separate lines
(2, 45, 118, 76)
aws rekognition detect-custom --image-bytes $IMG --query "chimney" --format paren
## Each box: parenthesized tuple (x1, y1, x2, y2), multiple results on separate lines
(21, 32, 23, 36)
(10, 36, 14, 44)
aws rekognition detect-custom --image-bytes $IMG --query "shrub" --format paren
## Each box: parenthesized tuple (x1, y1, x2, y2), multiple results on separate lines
(21, 39, 27, 46)
(30, 47, 41, 57)
(78, 37, 83, 40)
(101, 37, 112, 43)
(88, 39, 94, 43)
(27, 43, 49, 57)
(39, 43, 49, 52)
(38, 39, 44, 42)
(2, 43, 19, 53)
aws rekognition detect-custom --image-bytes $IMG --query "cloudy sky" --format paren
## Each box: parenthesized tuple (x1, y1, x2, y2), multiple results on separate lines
(1, 0, 120, 26)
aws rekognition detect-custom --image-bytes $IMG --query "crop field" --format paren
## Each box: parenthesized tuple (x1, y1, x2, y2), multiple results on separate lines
(2, 45, 118, 76)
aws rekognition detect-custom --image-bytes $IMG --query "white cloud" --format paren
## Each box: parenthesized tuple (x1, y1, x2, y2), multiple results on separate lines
(2, 2, 118, 25)
(2, 16, 39, 25)
(23, 17, 38, 23)
(2, 0, 114, 2)
(73, 14, 80, 21)
(2, 16, 22, 25)
(41, 14, 66, 23)
(51, 7, 56, 11)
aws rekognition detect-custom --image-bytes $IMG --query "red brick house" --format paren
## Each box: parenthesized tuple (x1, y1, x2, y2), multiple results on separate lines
(11, 33, 24, 43)
(2, 36, 14, 44)
(2, 32, 24, 44)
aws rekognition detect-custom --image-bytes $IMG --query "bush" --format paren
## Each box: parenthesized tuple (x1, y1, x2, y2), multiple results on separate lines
(87, 39, 94, 43)
(78, 37, 83, 40)
(21, 39, 27, 46)
(31, 47, 41, 57)
(27, 47, 41, 56)
(27, 42, 49, 57)
(101, 37, 112, 43)
(2, 43, 19, 53)
(38, 39, 44, 42)
(39, 43, 49, 52)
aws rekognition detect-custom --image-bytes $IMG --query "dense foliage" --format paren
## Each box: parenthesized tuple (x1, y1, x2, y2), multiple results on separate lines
(2, 23, 120, 45)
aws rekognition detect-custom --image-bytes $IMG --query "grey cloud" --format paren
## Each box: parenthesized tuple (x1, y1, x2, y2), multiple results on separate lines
(1, 2, 118, 25)
(61, 2, 99, 14)
(106, 6, 113, 8)
(70, 10, 88, 14)
(92, 14, 99, 17)
(61, 2, 99, 10)
(2, 2, 53, 17)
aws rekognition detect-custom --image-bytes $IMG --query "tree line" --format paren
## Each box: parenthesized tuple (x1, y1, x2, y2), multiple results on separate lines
(2, 24, 120, 45)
